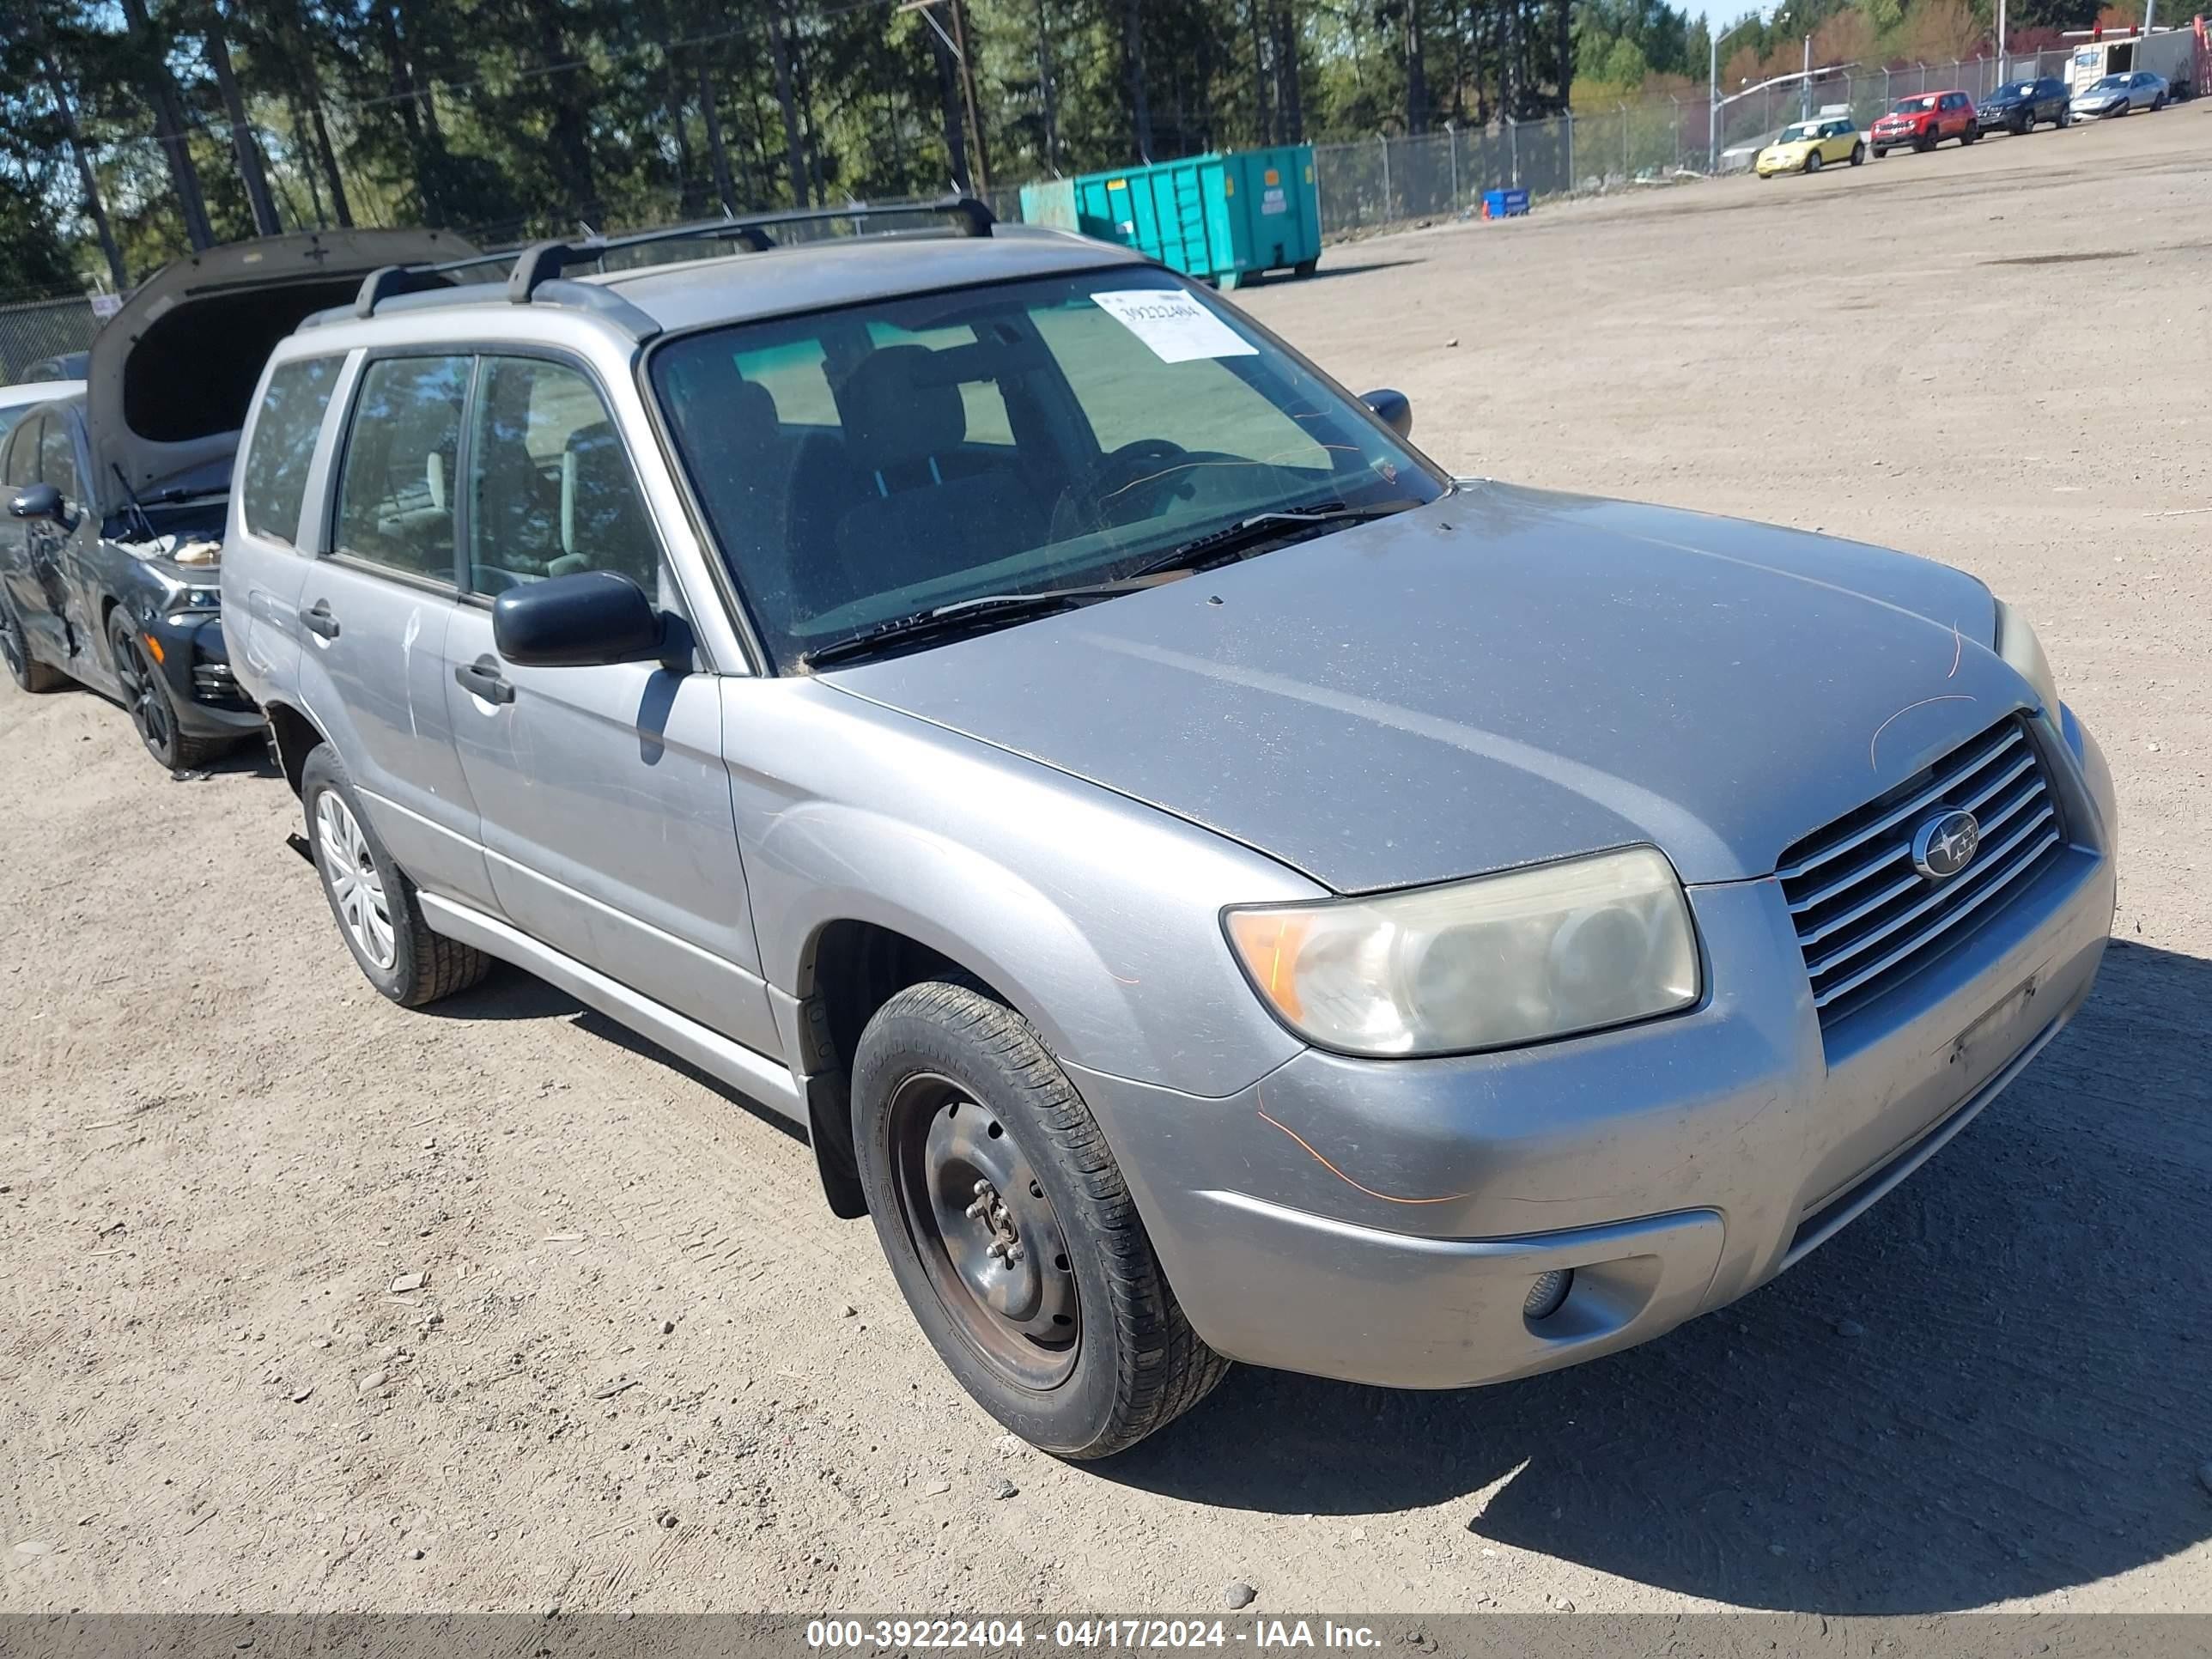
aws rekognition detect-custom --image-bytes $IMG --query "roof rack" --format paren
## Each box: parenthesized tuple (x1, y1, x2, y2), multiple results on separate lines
(503, 196, 996, 304)
(353, 246, 521, 319)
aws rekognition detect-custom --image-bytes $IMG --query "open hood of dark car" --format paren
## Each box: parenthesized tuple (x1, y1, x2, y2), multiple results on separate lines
(88, 228, 479, 499)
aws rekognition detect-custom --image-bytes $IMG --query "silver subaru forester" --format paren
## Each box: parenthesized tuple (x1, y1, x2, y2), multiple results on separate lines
(222, 202, 2117, 1457)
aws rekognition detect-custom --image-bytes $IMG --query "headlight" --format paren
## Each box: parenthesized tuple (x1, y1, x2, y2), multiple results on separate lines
(1992, 597, 2060, 719)
(1224, 847, 1700, 1058)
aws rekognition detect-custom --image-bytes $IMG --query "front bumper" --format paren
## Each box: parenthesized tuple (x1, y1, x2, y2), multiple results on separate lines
(1870, 127, 1927, 145)
(144, 610, 263, 737)
(1073, 708, 2117, 1390)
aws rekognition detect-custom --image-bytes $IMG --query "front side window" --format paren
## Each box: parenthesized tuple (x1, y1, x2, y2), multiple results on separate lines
(242, 356, 341, 546)
(332, 355, 470, 583)
(651, 269, 1443, 668)
(468, 356, 659, 593)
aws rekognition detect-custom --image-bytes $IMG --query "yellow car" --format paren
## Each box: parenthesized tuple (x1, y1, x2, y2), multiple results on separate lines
(1755, 117, 1866, 177)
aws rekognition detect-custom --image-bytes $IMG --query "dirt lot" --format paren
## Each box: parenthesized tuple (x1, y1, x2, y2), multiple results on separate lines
(4, 106, 2209, 1619)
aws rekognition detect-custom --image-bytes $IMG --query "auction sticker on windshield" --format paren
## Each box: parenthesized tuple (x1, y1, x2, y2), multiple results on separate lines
(1091, 289, 1258, 364)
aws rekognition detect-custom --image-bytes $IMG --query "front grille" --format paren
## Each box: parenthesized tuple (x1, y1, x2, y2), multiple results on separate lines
(1778, 716, 2064, 1022)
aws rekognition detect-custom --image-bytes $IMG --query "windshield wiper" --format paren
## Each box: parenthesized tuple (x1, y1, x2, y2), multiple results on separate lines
(799, 585, 1143, 669)
(1127, 497, 1419, 580)
(799, 498, 1422, 670)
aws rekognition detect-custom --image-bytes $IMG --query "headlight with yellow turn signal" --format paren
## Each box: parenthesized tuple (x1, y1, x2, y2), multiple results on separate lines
(1992, 597, 2060, 720)
(1224, 847, 1700, 1058)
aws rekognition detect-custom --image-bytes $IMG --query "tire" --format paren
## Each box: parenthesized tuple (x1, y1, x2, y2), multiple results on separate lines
(2153, 94, 2166, 112)
(300, 742, 493, 1007)
(851, 980, 1229, 1460)
(1805, 149, 1823, 173)
(1850, 142, 1866, 166)
(2013, 115, 2031, 135)
(106, 608, 222, 771)
(1874, 145, 1889, 159)
(0, 596, 64, 693)
(1914, 131, 1935, 152)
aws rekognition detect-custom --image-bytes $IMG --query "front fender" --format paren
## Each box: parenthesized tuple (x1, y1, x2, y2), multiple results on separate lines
(728, 678, 1318, 1099)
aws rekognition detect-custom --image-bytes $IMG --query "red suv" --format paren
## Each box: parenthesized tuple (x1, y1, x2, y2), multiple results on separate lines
(1870, 89, 1978, 155)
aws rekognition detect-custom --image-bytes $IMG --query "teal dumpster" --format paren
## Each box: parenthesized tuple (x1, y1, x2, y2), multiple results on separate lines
(1018, 146, 1322, 289)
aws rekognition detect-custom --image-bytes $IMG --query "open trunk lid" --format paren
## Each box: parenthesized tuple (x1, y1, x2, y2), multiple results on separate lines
(88, 228, 480, 499)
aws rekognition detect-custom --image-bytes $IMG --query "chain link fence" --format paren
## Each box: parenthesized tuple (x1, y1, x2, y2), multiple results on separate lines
(1310, 48, 2088, 237)
(0, 296, 105, 384)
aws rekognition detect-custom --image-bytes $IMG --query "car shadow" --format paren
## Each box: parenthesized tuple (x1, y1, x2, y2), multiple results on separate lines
(1100, 939, 2212, 1614)
(425, 968, 811, 1148)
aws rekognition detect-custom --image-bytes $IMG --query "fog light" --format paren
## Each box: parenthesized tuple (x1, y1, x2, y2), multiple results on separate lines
(1523, 1268, 1573, 1321)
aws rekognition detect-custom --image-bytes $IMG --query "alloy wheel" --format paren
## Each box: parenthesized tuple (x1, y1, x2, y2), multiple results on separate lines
(0, 605, 26, 685)
(111, 627, 174, 763)
(887, 1071, 1079, 1391)
(315, 788, 398, 970)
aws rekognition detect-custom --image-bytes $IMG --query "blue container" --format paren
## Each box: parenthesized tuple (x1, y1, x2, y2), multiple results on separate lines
(1480, 187, 1531, 220)
(1019, 146, 1322, 289)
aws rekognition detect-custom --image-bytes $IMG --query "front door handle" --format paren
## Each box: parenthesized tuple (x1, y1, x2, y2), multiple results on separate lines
(300, 601, 340, 640)
(454, 658, 515, 705)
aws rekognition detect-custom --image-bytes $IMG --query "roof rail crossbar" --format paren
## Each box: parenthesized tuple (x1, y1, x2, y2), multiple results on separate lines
(503, 196, 996, 303)
(353, 247, 521, 319)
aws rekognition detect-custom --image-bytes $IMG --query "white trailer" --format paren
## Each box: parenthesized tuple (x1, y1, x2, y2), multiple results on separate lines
(2063, 21, 2209, 98)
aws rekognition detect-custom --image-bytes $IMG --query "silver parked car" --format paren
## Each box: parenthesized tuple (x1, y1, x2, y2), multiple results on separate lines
(2070, 70, 2169, 117)
(222, 203, 2117, 1457)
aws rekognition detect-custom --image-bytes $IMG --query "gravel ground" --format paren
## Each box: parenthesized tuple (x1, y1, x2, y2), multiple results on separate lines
(3, 106, 2209, 1618)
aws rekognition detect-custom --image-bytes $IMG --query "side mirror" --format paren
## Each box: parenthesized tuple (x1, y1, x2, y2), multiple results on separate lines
(492, 569, 665, 668)
(8, 483, 64, 523)
(1363, 387, 1413, 441)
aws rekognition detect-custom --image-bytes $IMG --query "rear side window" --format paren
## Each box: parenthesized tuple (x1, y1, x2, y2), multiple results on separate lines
(332, 356, 470, 583)
(467, 356, 659, 592)
(242, 357, 341, 546)
(39, 420, 79, 505)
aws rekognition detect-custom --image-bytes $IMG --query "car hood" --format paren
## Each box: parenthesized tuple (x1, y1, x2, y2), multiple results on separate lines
(1874, 111, 1927, 124)
(88, 228, 477, 498)
(821, 483, 2016, 893)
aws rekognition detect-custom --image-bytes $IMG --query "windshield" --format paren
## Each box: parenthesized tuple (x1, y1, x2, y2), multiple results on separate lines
(1778, 122, 1822, 143)
(651, 267, 1445, 669)
(1997, 82, 2034, 98)
(1893, 95, 1937, 113)
(2088, 75, 2127, 90)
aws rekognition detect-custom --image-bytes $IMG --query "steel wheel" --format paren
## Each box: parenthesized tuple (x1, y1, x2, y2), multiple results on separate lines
(887, 1070, 1079, 1391)
(314, 787, 398, 971)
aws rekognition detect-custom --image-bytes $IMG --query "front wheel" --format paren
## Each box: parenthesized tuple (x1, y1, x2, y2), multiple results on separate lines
(1805, 149, 1823, 173)
(2153, 94, 2167, 112)
(1874, 144, 1889, 158)
(106, 609, 220, 771)
(852, 981, 1229, 1459)
(1850, 142, 1866, 167)
(301, 743, 492, 1006)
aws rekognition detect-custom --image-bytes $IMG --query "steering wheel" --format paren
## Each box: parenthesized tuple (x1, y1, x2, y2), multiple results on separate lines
(1052, 440, 1249, 538)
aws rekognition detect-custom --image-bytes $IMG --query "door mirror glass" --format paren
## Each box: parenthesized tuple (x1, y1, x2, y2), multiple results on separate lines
(492, 568, 664, 668)
(1363, 388, 1413, 441)
(8, 483, 63, 522)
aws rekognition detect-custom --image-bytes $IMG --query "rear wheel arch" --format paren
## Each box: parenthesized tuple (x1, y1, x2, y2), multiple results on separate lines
(264, 701, 326, 795)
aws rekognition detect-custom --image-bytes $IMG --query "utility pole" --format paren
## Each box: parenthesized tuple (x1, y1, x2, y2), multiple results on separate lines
(951, 0, 991, 193)
(902, 0, 990, 194)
